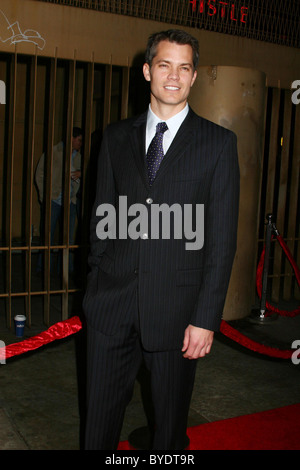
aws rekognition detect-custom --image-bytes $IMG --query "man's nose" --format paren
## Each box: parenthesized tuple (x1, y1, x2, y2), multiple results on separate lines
(167, 68, 180, 80)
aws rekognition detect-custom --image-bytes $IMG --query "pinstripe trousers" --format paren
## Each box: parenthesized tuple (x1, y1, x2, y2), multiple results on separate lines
(84, 291, 198, 450)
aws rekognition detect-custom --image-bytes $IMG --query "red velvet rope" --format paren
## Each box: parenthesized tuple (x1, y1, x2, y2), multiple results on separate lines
(0, 314, 294, 362)
(256, 234, 300, 317)
(1, 316, 82, 360)
(219, 320, 292, 359)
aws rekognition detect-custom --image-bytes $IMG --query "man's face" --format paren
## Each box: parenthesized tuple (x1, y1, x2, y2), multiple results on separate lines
(72, 135, 82, 151)
(143, 40, 197, 118)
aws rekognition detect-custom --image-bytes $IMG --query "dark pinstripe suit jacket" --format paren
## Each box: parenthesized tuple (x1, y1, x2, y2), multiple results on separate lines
(83, 108, 240, 351)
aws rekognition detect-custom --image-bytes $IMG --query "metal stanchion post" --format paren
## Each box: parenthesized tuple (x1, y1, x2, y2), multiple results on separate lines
(249, 214, 278, 324)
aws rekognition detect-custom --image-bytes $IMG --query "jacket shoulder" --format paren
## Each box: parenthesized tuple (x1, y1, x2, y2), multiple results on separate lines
(105, 112, 146, 136)
(189, 108, 237, 142)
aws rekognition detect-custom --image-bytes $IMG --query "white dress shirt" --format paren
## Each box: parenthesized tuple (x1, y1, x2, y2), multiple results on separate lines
(145, 104, 189, 155)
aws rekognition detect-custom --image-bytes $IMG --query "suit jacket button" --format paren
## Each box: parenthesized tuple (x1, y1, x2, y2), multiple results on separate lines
(146, 197, 153, 204)
(142, 233, 148, 240)
(134, 269, 138, 275)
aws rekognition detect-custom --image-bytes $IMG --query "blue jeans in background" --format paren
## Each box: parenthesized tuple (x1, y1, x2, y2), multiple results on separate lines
(37, 201, 77, 273)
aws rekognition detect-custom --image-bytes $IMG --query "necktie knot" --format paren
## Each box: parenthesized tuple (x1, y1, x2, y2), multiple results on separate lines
(156, 121, 168, 135)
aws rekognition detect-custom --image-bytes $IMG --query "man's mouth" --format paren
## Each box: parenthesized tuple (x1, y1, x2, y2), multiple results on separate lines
(164, 86, 180, 91)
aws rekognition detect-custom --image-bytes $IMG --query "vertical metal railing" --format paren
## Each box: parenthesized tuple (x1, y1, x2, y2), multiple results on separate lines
(43, 56, 57, 325)
(285, 104, 300, 300)
(258, 87, 300, 302)
(271, 90, 292, 300)
(5, 50, 17, 328)
(121, 62, 130, 120)
(25, 52, 38, 327)
(61, 59, 75, 319)
(0, 50, 132, 329)
(80, 60, 95, 286)
(103, 61, 112, 130)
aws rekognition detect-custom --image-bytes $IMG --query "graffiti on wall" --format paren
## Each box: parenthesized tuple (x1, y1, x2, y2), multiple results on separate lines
(0, 9, 45, 50)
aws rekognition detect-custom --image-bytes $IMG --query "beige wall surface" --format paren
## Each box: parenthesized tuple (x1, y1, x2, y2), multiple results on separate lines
(0, 0, 299, 88)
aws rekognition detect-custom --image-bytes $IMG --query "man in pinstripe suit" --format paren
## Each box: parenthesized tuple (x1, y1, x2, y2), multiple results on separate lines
(83, 29, 240, 450)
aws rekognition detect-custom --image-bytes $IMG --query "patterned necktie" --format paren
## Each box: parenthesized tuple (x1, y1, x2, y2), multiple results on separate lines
(146, 121, 168, 186)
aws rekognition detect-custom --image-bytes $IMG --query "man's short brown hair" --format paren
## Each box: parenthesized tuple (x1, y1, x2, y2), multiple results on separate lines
(145, 29, 199, 70)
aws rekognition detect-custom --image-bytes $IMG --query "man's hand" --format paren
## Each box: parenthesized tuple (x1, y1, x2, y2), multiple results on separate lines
(182, 325, 214, 359)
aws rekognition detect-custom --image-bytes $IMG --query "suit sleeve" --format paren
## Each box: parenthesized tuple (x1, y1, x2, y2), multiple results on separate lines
(191, 131, 240, 331)
(88, 128, 116, 270)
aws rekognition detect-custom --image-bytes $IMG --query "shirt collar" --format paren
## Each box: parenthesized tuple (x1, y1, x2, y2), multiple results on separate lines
(147, 103, 189, 139)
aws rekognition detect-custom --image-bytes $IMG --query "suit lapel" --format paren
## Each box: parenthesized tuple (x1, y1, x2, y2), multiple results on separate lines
(128, 108, 198, 190)
(153, 109, 197, 186)
(129, 112, 149, 188)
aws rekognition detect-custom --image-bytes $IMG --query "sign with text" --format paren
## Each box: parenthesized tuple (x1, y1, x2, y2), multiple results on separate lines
(189, 0, 249, 23)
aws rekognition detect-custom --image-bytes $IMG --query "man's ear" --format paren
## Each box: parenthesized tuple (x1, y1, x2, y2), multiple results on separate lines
(191, 69, 197, 87)
(143, 63, 151, 82)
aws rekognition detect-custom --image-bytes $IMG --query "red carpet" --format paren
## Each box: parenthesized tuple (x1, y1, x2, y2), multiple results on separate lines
(118, 403, 300, 450)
